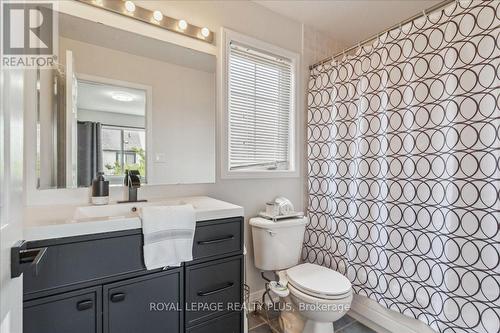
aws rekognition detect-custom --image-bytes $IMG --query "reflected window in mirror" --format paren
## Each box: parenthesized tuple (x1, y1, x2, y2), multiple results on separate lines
(101, 125, 146, 184)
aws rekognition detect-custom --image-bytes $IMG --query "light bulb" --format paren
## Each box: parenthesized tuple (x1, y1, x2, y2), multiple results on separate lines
(124, 1, 135, 13)
(153, 10, 163, 22)
(201, 27, 210, 38)
(178, 19, 187, 30)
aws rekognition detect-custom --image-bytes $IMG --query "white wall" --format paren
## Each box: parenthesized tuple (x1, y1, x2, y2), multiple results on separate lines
(77, 109, 146, 128)
(24, 0, 344, 294)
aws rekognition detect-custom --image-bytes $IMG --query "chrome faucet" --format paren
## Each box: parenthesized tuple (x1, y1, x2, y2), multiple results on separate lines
(118, 170, 147, 203)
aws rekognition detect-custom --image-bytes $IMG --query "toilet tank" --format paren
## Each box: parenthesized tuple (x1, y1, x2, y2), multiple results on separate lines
(249, 217, 308, 271)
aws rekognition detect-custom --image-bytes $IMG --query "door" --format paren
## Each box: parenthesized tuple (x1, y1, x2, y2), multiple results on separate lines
(65, 49, 78, 188)
(104, 269, 182, 333)
(0, 70, 25, 333)
(23, 287, 101, 333)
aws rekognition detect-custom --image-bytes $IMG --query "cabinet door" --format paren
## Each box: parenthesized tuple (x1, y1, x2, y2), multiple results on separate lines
(24, 287, 101, 333)
(104, 269, 183, 333)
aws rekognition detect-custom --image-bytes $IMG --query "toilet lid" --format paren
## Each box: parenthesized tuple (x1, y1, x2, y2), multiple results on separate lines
(286, 263, 351, 297)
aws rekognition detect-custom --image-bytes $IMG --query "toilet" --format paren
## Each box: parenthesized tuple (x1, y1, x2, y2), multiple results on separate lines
(250, 217, 352, 333)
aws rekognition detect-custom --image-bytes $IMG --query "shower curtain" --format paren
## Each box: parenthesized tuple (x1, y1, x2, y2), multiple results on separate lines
(305, 1, 499, 333)
(77, 121, 102, 187)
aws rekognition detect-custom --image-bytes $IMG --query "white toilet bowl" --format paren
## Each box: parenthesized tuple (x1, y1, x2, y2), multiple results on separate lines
(281, 263, 352, 333)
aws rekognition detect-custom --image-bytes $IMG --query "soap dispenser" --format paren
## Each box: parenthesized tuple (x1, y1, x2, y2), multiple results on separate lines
(91, 172, 109, 205)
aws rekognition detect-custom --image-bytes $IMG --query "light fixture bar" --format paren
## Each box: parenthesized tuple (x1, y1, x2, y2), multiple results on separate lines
(76, 0, 214, 44)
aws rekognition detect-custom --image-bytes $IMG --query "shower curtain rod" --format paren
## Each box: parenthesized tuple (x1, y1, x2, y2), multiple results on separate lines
(309, 0, 455, 70)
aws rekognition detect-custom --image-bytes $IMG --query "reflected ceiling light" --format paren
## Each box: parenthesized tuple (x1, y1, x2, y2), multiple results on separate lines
(178, 19, 187, 30)
(124, 1, 136, 13)
(153, 10, 163, 22)
(111, 91, 134, 102)
(201, 27, 210, 38)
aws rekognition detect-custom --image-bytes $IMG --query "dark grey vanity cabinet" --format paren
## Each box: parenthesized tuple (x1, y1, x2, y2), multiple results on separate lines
(24, 286, 102, 333)
(104, 270, 182, 333)
(187, 312, 242, 333)
(22, 216, 244, 333)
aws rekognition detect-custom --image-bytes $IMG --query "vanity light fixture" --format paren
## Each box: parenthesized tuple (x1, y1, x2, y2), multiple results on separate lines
(178, 19, 188, 30)
(111, 91, 134, 102)
(77, 0, 214, 44)
(153, 10, 163, 22)
(124, 1, 135, 13)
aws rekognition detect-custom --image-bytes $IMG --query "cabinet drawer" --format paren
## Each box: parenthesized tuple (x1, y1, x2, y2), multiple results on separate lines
(185, 256, 243, 326)
(192, 217, 243, 261)
(187, 312, 241, 333)
(24, 286, 101, 333)
(104, 269, 183, 333)
(24, 233, 144, 295)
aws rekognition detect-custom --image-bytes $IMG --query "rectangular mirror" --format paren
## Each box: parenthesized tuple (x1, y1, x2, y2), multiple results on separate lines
(36, 12, 216, 189)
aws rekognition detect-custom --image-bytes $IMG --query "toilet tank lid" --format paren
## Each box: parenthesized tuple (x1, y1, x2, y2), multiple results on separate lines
(249, 217, 308, 229)
(286, 263, 351, 296)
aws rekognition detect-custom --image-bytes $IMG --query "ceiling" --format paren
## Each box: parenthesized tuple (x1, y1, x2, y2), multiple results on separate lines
(77, 81, 146, 116)
(254, 0, 441, 46)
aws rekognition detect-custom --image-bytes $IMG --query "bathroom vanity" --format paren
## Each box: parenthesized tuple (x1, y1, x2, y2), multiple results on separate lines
(18, 197, 244, 333)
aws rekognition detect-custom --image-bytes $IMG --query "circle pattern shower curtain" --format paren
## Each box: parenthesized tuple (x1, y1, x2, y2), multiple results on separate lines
(305, 1, 499, 333)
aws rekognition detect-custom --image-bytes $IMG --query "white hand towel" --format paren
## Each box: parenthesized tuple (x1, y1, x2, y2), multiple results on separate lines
(140, 204, 196, 270)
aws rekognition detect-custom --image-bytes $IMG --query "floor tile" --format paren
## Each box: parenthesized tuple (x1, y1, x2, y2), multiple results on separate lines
(338, 321, 377, 333)
(249, 323, 274, 333)
(249, 312, 266, 329)
(333, 315, 356, 330)
(268, 317, 281, 332)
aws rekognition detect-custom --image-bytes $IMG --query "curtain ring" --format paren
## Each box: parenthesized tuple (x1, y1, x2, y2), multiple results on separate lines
(422, 9, 427, 18)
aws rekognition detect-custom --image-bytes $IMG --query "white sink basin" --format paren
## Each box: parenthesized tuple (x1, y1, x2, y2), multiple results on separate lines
(71, 199, 188, 222)
(24, 196, 244, 241)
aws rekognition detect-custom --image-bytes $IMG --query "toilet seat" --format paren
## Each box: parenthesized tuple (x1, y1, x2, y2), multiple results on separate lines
(286, 263, 352, 300)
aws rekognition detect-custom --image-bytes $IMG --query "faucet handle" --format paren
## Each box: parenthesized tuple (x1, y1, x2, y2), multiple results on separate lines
(125, 170, 141, 188)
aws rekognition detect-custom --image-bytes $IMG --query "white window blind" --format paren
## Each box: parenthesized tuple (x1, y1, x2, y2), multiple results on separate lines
(228, 41, 293, 171)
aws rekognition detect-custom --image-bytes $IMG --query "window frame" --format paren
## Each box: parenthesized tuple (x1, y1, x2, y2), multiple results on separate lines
(220, 28, 300, 179)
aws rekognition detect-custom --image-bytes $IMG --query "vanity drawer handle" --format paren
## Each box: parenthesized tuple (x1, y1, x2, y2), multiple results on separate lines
(197, 282, 234, 297)
(76, 300, 93, 311)
(18, 247, 48, 277)
(110, 293, 126, 303)
(197, 235, 234, 245)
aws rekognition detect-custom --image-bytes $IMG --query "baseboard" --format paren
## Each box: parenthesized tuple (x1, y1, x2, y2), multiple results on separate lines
(349, 295, 436, 333)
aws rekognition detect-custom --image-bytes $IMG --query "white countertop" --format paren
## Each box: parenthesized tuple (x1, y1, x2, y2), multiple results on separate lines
(24, 196, 244, 241)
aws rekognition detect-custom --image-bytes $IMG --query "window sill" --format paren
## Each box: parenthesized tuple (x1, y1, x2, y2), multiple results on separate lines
(220, 169, 300, 180)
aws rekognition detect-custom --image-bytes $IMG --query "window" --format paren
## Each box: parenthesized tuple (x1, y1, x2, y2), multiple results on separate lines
(101, 125, 146, 183)
(222, 29, 299, 178)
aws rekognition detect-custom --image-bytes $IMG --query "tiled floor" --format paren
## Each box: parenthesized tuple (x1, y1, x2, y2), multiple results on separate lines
(248, 310, 378, 333)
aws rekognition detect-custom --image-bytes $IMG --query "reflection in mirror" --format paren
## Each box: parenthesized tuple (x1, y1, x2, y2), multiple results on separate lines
(35, 12, 216, 189)
(76, 81, 146, 186)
